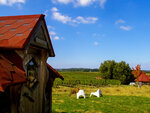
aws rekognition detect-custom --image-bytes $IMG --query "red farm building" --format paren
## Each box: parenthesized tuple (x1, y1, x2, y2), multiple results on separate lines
(0, 14, 63, 113)
(96, 76, 102, 79)
(135, 71, 150, 85)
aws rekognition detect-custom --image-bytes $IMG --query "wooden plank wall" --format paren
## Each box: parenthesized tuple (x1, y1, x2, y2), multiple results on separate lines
(19, 49, 48, 113)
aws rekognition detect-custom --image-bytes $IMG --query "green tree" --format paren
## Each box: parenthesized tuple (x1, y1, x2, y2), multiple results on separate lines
(99, 60, 116, 79)
(113, 61, 134, 84)
(99, 60, 134, 84)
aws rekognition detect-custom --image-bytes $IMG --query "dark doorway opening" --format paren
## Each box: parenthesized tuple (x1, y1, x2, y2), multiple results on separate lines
(0, 89, 11, 113)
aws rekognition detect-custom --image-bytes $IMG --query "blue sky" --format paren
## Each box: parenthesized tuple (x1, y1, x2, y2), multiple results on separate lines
(1, 0, 150, 69)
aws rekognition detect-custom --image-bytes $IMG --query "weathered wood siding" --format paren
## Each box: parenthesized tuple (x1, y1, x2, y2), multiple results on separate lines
(18, 48, 49, 113)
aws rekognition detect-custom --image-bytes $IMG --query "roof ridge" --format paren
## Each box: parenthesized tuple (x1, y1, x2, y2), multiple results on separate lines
(0, 14, 44, 20)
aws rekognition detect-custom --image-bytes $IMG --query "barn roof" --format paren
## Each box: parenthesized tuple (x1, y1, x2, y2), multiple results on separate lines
(47, 64, 64, 80)
(0, 53, 26, 92)
(0, 14, 55, 56)
(135, 72, 150, 82)
(0, 51, 63, 92)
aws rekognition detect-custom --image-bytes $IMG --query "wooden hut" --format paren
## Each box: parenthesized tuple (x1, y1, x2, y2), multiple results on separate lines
(0, 14, 64, 113)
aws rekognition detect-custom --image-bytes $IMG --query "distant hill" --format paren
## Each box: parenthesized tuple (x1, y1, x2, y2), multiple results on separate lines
(56, 68, 99, 72)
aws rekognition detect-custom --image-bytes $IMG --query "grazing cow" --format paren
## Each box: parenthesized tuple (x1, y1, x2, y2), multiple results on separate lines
(77, 90, 86, 99)
(90, 89, 102, 98)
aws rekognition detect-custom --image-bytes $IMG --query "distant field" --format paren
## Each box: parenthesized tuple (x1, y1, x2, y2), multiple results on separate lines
(59, 71, 100, 80)
(54, 72, 121, 87)
(52, 85, 150, 113)
(59, 71, 150, 80)
(145, 72, 150, 76)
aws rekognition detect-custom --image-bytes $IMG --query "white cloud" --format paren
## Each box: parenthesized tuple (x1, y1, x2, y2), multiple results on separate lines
(54, 0, 73, 4)
(53, 12, 72, 24)
(115, 19, 125, 24)
(75, 16, 98, 24)
(49, 31, 64, 40)
(51, 7, 58, 12)
(51, 7, 98, 24)
(50, 31, 56, 36)
(115, 19, 132, 31)
(76, 0, 95, 6)
(120, 26, 132, 31)
(52, 7, 71, 24)
(0, 0, 25, 6)
(99, 0, 106, 8)
(47, 24, 64, 41)
(53, 36, 65, 40)
(53, 36, 60, 40)
(47, 25, 55, 30)
(94, 41, 99, 46)
(0, 0, 6, 4)
(52, 0, 107, 8)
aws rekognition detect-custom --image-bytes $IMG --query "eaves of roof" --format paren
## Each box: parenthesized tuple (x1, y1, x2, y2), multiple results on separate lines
(47, 63, 64, 80)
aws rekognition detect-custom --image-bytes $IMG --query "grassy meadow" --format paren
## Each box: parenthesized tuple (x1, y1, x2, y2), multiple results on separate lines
(54, 72, 121, 87)
(52, 72, 150, 113)
(58, 71, 100, 80)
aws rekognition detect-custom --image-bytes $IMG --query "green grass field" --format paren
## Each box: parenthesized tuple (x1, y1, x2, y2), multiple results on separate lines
(52, 72, 150, 113)
(59, 71, 100, 80)
(53, 95, 150, 113)
(54, 72, 121, 87)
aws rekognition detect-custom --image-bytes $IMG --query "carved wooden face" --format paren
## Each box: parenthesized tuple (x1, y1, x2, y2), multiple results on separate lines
(26, 60, 38, 89)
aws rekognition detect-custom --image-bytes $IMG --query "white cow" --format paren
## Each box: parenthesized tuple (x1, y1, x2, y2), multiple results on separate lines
(90, 89, 102, 98)
(77, 90, 86, 99)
